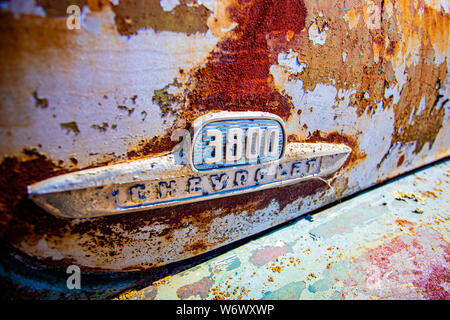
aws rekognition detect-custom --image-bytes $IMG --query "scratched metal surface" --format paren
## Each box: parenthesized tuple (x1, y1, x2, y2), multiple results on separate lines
(119, 158, 450, 300)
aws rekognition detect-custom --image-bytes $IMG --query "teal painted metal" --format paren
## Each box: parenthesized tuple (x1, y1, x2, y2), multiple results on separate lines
(123, 158, 450, 300)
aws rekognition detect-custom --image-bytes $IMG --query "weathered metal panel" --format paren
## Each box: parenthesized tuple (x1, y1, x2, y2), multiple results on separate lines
(123, 159, 450, 300)
(0, 0, 449, 271)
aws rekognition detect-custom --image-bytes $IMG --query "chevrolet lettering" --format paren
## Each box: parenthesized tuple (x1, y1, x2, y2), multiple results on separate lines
(28, 112, 351, 218)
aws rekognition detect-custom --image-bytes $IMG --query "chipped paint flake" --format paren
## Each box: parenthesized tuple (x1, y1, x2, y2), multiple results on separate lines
(0, 5, 219, 168)
(0, 0, 46, 18)
(277, 51, 307, 74)
(0, 0, 449, 273)
(308, 20, 328, 45)
(343, 7, 360, 30)
(362, 0, 381, 30)
(417, 96, 427, 115)
(124, 160, 450, 300)
(160, 0, 180, 12)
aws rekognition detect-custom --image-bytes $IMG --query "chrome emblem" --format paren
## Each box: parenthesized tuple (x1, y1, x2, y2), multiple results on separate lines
(28, 111, 352, 218)
(190, 112, 285, 171)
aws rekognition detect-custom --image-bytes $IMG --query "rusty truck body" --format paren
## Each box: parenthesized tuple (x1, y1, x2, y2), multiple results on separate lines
(0, 0, 448, 273)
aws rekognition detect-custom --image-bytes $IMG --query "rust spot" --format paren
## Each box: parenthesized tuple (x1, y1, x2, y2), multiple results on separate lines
(60, 121, 80, 135)
(112, 0, 211, 36)
(183, 0, 307, 122)
(184, 240, 209, 255)
(36, 0, 110, 16)
(352, 227, 450, 299)
(384, 44, 448, 155)
(302, 130, 365, 169)
(385, 40, 397, 57)
(368, 236, 410, 270)
(418, 190, 438, 200)
(69, 157, 78, 166)
(413, 266, 450, 300)
(285, 3, 388, 118)
(287, 134, 300, 143)
(126, 134, 178, 160)
(395, 219, 414, 227)
(125, 0, 308, 159)
(397, 154, 405, 167)
(176, 276, 214, 299)
(32, 91, 49, 109)
(283, 1, 448, 157)
(0, 150, 68, 239)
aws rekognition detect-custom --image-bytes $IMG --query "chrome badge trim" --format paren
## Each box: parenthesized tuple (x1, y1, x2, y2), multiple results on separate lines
(189, 112, 286, 173)
(27, 112, 351, 219)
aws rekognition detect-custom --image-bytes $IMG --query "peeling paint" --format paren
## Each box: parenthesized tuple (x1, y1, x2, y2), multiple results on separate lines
(0, 4, 218, 168)
(1, 0, 46, 17)
(125, 160, 450, 300)
(176, 276, 214, 299)
(308, 19, 328, 45)
(112, 0, 212, 36)
(0, 0, 448, 272)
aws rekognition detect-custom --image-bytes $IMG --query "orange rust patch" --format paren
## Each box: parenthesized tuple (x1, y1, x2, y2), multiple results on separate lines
(385, 39, 397, 58)
(283, 2, 388, 117)
(112, 0, 211, 36)
(302, 130, 365, 169)
(390, 60, 448, 153)
(183, 240, 209, 255)
(0, 150, 68, 238)
(287, 134, 300, 143)
(283, 1, 448, 155)
(397, 154, 405, 167)
(418, 190, 439, 200)
(123, 0, 309, 159)
(36, 0, 111, 16)
(119, 0, 447, 161)
(126, 134, 178, 160)
(395, 219, 415, 227)
(381, 1, 449, 154)
(183, 0, 308, 122)
(0, 144, 329, 270)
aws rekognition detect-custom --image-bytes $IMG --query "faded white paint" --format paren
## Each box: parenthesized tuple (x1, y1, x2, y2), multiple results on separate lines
(197, 0, 215, 11)
(160, 0, 179, 12)
(0, 0, 45, 17)
(384, 83, 402, 105)
(416, 96, 426, 115)
(425, 0, 449, 13)
(308, 20, 327, 45)
(270, 44, 400, 192)
(0, 6, 219, 168)
(277, 51, 307, 74)
(0, 0, 449, 271)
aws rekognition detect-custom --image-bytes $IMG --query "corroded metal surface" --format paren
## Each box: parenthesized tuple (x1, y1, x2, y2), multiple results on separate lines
(0, 0, 449, 271)
(28, 139, 351, 217)
(27, 111, 351, 218)
(123, 158, 450, 300)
